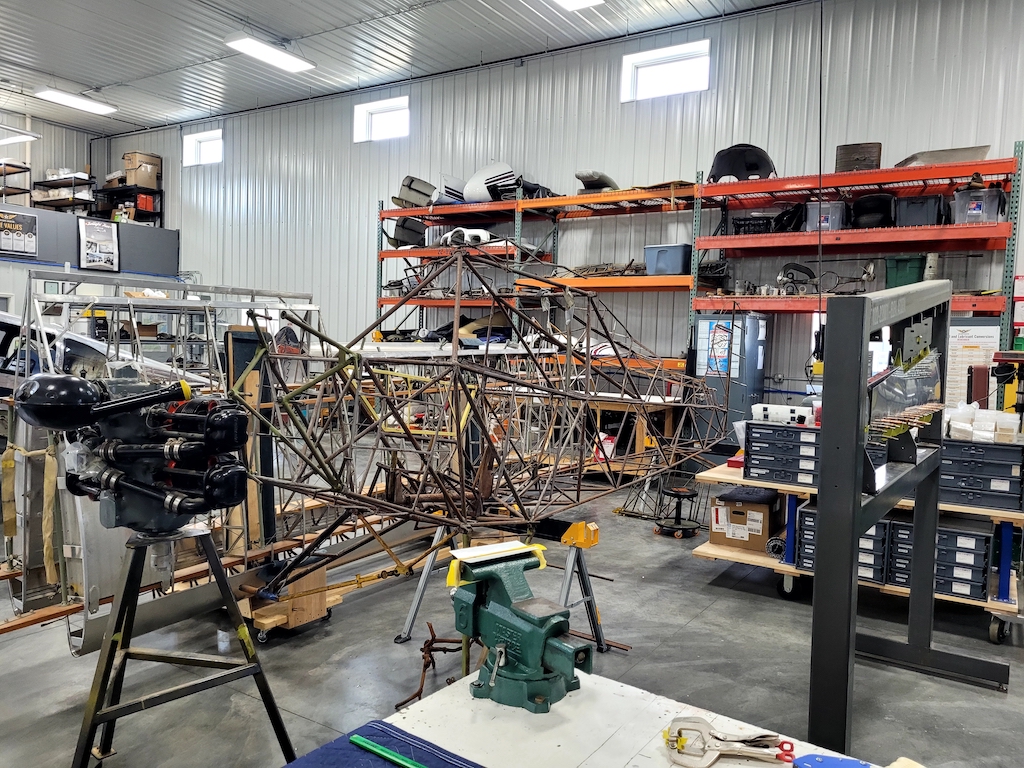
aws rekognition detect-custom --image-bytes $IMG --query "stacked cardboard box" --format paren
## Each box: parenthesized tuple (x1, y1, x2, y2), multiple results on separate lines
(104, 151, 162, 190)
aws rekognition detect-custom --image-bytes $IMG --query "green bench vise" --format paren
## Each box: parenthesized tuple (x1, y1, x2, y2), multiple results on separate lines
(449, 542, 593, 714)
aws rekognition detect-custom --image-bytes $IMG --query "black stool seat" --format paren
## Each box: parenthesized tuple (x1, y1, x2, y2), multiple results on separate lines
(664, 486, 698, 500)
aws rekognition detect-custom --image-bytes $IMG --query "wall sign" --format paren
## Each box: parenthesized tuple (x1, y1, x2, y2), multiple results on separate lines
(0, 210, 37, 257)
(79, 218, 120, 271)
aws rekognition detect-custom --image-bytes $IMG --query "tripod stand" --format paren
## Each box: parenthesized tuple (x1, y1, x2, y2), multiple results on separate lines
(72, 524, 296, 767)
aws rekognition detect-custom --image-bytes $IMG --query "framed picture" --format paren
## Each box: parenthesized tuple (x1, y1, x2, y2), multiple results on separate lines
(78, 218, 120, 272)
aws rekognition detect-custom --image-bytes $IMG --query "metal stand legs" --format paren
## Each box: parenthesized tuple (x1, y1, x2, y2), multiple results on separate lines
(395, 524, 453, 644)
(71, 527, 296, 768)
(395, 526, 610, 653)
(558, 546, 608, 653)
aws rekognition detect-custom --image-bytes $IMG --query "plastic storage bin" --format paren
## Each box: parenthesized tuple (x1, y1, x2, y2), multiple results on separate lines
(896, 195, 950, 226)
(804, 201, 847, 231)
(953, 188, 1006, 223)
(644, 243, 691, 275)
(885, 255, 926, 288)
(732, 217, 773, 235)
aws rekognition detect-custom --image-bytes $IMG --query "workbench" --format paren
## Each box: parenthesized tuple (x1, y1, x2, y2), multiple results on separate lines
(382, 672, 877, 768)
(692, 463, 1020, 621)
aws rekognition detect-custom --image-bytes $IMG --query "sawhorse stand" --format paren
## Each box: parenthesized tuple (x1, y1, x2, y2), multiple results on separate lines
(72, 525, 296, 768)
(395, 520, 616, 653)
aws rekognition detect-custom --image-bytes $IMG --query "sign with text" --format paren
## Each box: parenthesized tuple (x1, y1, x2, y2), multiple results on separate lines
(0, 210, 37, 257)
(79, 218, 119, 271)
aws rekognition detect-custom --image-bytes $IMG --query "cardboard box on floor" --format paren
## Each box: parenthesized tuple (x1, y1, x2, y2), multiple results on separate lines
(710, 493, 784, 552)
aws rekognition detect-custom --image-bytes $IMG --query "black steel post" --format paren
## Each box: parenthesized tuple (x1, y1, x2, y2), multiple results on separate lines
(908, 465, 939, 649)
(807, 294, 870, 754)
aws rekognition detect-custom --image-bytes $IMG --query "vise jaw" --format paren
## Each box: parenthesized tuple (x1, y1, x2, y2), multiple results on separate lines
(449, 543, 593, 713)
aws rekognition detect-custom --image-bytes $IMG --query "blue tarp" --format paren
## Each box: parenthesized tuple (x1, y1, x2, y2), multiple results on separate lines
(290, 719, 484, 768)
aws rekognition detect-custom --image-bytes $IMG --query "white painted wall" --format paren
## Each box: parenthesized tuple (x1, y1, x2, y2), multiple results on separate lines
(79, 0, 1024, 371)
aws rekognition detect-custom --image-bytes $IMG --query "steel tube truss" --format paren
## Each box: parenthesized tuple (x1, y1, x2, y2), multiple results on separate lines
(231, 249, 727, 592)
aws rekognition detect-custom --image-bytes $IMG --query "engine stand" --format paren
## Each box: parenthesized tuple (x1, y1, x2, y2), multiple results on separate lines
(71, 524, 296, 767)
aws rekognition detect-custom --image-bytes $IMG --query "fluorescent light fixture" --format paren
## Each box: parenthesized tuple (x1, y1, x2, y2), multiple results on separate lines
(34, 88, 117, 115)
(0, 125, 41, 146)
(554, 0, 604, 10)
(224, 32, 315, 72)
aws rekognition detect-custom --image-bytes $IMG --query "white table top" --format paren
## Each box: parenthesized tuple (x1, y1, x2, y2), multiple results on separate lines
(387, 671, 872, 768)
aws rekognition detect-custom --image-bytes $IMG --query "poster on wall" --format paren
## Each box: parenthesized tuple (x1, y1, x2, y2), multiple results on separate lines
(79, 218, 119, 271)
(945, 318, 1001, 406)
(0, 210, 37, 257)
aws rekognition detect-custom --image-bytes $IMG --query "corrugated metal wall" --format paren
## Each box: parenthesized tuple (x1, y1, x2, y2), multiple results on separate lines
(90, 0, 1024, 369)
(0, 111, 96, 316)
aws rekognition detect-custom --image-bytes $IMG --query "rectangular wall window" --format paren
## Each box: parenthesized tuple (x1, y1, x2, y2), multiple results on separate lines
(621, 39, 711, 102)
(183, 129, 223, 166)
(354, 96, 409, 143)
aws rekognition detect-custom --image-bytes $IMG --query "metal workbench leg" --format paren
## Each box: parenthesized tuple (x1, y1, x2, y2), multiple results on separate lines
(907, 469, 939, 650)
(395, 525, 448, 644)
(783, 494, 797, 566)
(997, 521, 1014, 602)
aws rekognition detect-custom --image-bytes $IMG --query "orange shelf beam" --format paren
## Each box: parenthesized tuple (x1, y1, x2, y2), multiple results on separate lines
(379, 185, 697, 223)
(700, 158, 1018, 204)
(523, 185, 696, 219)
(515, 275, 694, 293)
(380, 199, 518, 221)
(693, 294, 1005, 314)
(379, 244, 542, 260)
(697, 222, 1013, 257)
(377, 296, 501, 308)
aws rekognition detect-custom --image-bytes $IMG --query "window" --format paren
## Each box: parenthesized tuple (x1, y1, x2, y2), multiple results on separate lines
(354, 96, 409, 143)
(621, 39, 710, 102)
(183, 129, 223, 166)
(0, 296, 9, 312)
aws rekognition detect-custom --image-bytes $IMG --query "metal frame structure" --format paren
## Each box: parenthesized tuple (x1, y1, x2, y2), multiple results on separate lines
(234, 249, 727, 599)
(807, 279, 1011, 753)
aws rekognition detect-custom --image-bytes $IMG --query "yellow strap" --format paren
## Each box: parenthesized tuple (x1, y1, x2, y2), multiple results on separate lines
(1, 446, 15, 538)
(41, 446, 59, 584)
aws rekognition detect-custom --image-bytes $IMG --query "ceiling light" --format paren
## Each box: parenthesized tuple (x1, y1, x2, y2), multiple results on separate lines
(0, 125, 41, 146)
(34, 89, 117, 115)
(224, 32, 316, 72)
(554, 0, 605, 10)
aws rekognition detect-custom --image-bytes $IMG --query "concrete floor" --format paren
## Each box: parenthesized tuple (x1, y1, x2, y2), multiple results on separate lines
(2, 492, 1023, 768)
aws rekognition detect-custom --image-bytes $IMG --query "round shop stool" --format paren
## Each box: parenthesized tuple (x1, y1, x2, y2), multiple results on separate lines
(654, 485, 701, 539)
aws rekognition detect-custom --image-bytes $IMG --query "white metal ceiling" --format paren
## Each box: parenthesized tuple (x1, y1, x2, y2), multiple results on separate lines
(0, 0, 797, 135)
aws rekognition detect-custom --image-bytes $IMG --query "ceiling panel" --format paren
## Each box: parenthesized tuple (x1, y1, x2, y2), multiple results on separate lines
(0, 0, 797, 135)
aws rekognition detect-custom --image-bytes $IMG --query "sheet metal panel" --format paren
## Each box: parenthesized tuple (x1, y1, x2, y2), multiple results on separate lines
(81, 0, 1024, 354)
